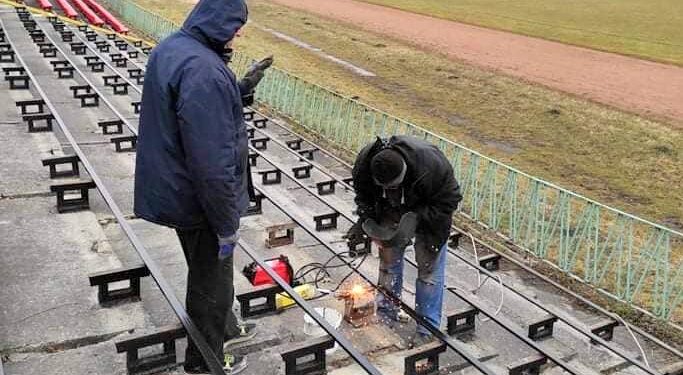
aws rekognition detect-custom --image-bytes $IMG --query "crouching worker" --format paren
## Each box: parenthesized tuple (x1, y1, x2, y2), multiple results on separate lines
(134, 0, 272, 373)
(346, 136, 462, 347)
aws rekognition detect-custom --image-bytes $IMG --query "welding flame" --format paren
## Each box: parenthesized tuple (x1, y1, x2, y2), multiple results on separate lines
(350, 284, 365, 296)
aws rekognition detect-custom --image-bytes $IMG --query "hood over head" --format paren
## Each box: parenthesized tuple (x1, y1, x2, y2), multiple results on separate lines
(182, 0, 248, 52)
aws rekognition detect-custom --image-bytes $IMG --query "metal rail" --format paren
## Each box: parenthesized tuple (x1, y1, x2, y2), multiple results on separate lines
(41, 27, 138, 135)
(248, 107, 683, 362)
(0, 14, 225, 375)
(237, 240, 382, 375)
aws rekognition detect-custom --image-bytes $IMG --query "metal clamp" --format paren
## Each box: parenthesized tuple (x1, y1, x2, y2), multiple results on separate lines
(316, 180, 336, 195)
(42, 155, 79, 178)
(447, 307, 479, 335)
(98, 119, 124, 135)
(266, 223, 297, 248)
(24, 113, 54, 132)
(259, 169, 281, 185)
(292, 164, 313, 179)
(15, 99, 45, 115)
(285, 138, 303, 150)
(236, 285, 282, 318)
(528, 314, 558, 341)
(115, 325, 186, 375)
(111, 135, 138, 152)
(251, 136, 270, 151)
(314, 212, 340, 231)
(280, 336, 335, 375)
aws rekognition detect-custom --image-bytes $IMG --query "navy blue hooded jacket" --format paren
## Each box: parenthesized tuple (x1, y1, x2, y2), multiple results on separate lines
(134, 0, 249, 238)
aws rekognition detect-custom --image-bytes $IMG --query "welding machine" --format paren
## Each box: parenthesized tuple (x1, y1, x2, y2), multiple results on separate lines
(242, 255, 294, 287)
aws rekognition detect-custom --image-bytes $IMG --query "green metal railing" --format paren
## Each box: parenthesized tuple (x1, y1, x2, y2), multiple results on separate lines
(105, 0, 682, 324)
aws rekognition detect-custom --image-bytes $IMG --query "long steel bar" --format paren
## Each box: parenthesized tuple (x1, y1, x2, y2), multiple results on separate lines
(0, 16, 225, 375)
(251, 147, 588, 374)
(248, 109, 683, 361)
(41, 30, 138, 135)
(236, 240, 383, 375)
(248, 115, 662, 374)
(253, 186, 497, 375)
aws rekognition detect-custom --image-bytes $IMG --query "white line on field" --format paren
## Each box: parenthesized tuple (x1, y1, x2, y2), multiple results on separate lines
(255, 24, 376, 77)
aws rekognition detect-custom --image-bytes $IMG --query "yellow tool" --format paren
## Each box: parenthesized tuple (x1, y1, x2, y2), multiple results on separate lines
(276, 283, 316, 309)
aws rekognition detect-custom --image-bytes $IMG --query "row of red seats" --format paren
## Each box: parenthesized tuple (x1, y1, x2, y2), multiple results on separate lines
(37, 0, 128, 33)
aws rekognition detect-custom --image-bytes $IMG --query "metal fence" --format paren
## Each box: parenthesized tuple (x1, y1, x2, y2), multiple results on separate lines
(104, 0, 682, 325)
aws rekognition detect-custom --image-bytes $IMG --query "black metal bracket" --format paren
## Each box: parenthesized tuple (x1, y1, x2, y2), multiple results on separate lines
(89, 264, 151, 304)
(253, 118, 267, 128)
(128, 50, 139, 58)
(52, 23, 64, 33)
(316, 180, 336, 195)
(298, 148, 318, 160)
(98, 119, 124, 135)
(314, 212, 340, 231)
(87, 61, 105, 72)
(244, 193, 264, 216)
(133, 40, 143, 47)
(97, 43, 110, 53)
(590, 319, 618, 343)
(107, 33, 116, 40)
(50, 181, 97, 213)
(115, 325, 186, 375)
(285, 138, 303, 150)
(112, 57, 127, 68)
(448, 232, 462, 248)
(69, 42, 86, 55)
(246, 127, 255, 139)
(77, 25, 88, 32)
(79, 93, 100, 108)
(404, 341, 446, 375)
(114, 40, 128, 50)
(141, 46, 152, 54)
(29, 31, 45, 43)
(24, 113, 54, 132)
(447, 307, 479, 335)
(86, 33, 98, 42)
(528, 315, 558, 341)
(55, 66, 75, 79)
(251, 136, 270, 151)
(131, 101, 141, 114)
(103, 75, 121, 85)
(70, 84, 91, 99)
(342, 177, 354, 188)
(507, 354, 547, 375)
(84, 55, 100, 64)
(236, 285, 282, 318)
(16, 99, 45, 115)
(60, 30, 74, 42)
(128, 68, 143, 79)
(111, 135, 137, 152)
(292, 164, 313, 179)
(0, 50, 15, 63)
(479, 253, 501, 271)
(39, 43, 56, 57)
(248, 152, 259, 167)
(110, 82, 130, 95)
(5, 73, 29, 89)
(266, 223, 296, 248)
(349, 237, 372, 258)
(243, 109, 255, 121)
(259, 169, 282, 185)
(42, 155, 79, 178)
(280, 335, 335, 375)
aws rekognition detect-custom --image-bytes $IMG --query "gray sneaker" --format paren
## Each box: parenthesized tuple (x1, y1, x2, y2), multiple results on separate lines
(224, 322, 257, 349)
(223, 353, 247, 374)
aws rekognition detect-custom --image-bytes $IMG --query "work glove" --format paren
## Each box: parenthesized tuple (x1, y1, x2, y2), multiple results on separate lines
(218, 233, 239, 260)
(344, 219, 367, 251)
(240, 55, 274, 94)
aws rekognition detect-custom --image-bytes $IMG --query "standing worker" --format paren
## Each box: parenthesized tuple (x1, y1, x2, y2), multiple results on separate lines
(134, 0, 272, 373)
(346, 136, 462, 347)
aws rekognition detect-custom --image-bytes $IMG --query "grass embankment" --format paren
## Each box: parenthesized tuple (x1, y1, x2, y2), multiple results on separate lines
(133, 0, 683, 236)
(359, 0, 683, 66)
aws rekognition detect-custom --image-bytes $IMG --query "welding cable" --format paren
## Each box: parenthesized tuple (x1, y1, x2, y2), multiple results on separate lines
(616, 314, 652, 369)
(465, 231, 505, 322)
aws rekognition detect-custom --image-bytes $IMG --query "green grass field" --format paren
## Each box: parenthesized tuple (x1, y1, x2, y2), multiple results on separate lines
(359, 0, 683, 66)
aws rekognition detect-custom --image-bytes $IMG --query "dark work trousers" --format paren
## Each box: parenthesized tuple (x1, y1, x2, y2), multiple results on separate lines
(177, 227, 240, 370)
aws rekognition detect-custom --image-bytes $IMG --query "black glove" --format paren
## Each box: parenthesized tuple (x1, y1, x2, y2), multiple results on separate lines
(240, 55, 274, 94)
(344, 219, 367, 250)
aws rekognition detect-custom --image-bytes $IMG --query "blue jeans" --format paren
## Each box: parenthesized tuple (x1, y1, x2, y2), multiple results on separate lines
(376, 237, 447, 335)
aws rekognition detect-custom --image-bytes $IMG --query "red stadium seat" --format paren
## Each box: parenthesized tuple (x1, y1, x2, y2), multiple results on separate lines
(81, 0, 129, 34)
(70, 0, 105, 26)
